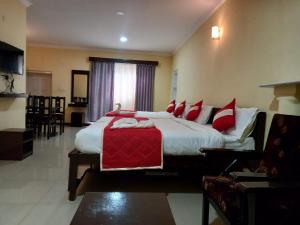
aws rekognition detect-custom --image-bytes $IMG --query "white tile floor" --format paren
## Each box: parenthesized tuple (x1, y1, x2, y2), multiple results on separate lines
(0, 127, 220, 225)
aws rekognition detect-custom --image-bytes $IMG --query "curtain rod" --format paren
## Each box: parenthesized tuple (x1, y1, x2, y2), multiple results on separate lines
(89, 57, 159, 66)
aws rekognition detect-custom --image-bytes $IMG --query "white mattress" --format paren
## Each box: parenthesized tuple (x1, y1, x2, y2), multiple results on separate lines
(74, 117, 255, 155)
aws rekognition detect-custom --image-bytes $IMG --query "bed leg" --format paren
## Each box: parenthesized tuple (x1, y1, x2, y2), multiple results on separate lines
(68, 154, 78, 201)
(202, 194, 209, 225)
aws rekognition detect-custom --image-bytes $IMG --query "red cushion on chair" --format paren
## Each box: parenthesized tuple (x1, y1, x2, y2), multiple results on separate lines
(185, 101, 203, 121)
(212, 99, 236, 132)
(166, 100, 176, 113)
(174, 100, 186, 118)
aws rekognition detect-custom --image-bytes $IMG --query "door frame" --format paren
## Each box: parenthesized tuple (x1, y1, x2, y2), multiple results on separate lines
(26, 70, 52, 96)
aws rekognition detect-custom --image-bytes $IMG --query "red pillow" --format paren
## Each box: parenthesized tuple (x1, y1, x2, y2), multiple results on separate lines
(166, 100, 176, 113)
(185, 101, 203, 121)
(174, 100, 186, 118)
(212, 99, 236, 132)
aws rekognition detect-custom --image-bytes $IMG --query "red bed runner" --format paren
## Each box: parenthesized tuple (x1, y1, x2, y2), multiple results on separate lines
(105, 110, 136, 118)
(101, 117, 163, 171)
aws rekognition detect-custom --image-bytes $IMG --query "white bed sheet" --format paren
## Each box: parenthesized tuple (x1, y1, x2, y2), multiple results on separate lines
(74, 117, 255, 155)
(135, 111, 174, 119)
(75, 117, 227, 155)
(224, 136, 255, 150)
(222, 133, 255, 150)
(204, 125, 255, 150)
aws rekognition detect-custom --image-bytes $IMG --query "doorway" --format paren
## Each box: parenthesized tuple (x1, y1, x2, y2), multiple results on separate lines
(26, 70, 52, 96)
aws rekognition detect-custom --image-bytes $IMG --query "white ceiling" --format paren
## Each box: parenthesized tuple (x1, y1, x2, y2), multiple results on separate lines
(27, 0, 223, 54)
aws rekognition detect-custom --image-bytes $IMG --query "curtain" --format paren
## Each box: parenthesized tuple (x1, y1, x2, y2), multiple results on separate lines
(113, 63, 137, 110)
(88, 61, 114, 121)
(135, 64, 156, 111)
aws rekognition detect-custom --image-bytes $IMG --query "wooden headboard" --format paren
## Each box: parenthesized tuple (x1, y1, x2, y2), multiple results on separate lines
(207, 108, 266, 152)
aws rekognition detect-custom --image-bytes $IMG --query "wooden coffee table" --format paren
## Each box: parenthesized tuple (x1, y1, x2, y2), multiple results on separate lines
(70, 192, 176, 225)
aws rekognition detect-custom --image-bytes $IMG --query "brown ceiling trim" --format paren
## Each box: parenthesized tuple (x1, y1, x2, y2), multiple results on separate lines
(89, 57, 159, 66)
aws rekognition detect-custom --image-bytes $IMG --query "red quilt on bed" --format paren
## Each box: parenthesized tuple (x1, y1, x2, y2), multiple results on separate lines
(101, 117, 163, 171)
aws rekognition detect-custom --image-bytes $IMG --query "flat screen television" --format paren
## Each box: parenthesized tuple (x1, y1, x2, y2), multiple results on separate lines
(0, 41, 24, 75)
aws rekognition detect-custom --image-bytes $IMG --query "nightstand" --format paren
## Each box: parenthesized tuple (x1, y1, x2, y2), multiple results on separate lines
(71, 112, 84, 127)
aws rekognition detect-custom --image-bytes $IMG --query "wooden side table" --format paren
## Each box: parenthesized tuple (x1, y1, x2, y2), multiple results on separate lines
(70, 192, 176, 225)
(0, 128, 33, 160)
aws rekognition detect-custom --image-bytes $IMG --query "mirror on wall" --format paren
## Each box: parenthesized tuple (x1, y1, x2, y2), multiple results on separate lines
(71, 70, 89, 105)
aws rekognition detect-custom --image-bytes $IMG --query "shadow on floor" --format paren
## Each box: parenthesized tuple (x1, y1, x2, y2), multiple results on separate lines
(210, 218, 225, 225)
(77, 169, 203, 195)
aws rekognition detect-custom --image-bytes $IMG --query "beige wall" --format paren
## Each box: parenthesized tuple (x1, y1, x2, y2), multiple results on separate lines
(27, 46, 172, 122)
(0, 0, 26, 129)
(173, 0, 300, 135)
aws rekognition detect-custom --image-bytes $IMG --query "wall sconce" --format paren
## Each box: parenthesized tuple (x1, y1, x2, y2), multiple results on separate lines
(211, 26, 221, 39)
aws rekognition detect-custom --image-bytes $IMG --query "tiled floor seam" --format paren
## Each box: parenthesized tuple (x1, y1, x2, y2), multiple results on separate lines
(15, 181, 56, 225)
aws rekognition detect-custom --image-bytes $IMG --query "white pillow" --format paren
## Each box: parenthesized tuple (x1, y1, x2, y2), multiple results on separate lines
(195, 105, 213, 125)
(226, 107, 259, 141)
(183, 104, 191, 118)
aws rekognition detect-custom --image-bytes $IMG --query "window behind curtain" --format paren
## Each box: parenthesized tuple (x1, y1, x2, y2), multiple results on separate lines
(113, 63, 137, 110)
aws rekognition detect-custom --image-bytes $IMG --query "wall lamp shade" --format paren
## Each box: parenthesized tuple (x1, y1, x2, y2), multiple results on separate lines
(211, 26, 221, 39)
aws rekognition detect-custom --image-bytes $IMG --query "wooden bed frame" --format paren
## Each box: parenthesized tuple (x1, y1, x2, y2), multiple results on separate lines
(68, 109, 266, 200)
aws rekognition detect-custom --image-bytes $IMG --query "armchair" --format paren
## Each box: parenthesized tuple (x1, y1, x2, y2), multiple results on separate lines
(202, 114, 300, 225)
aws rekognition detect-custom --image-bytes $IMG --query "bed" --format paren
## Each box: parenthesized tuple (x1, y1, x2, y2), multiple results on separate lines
(68, 108, 266, 200)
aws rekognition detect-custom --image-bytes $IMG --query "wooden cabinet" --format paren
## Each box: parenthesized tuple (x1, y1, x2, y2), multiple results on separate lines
(0, 128, 33, 160)
(71, 112, 84, 127)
